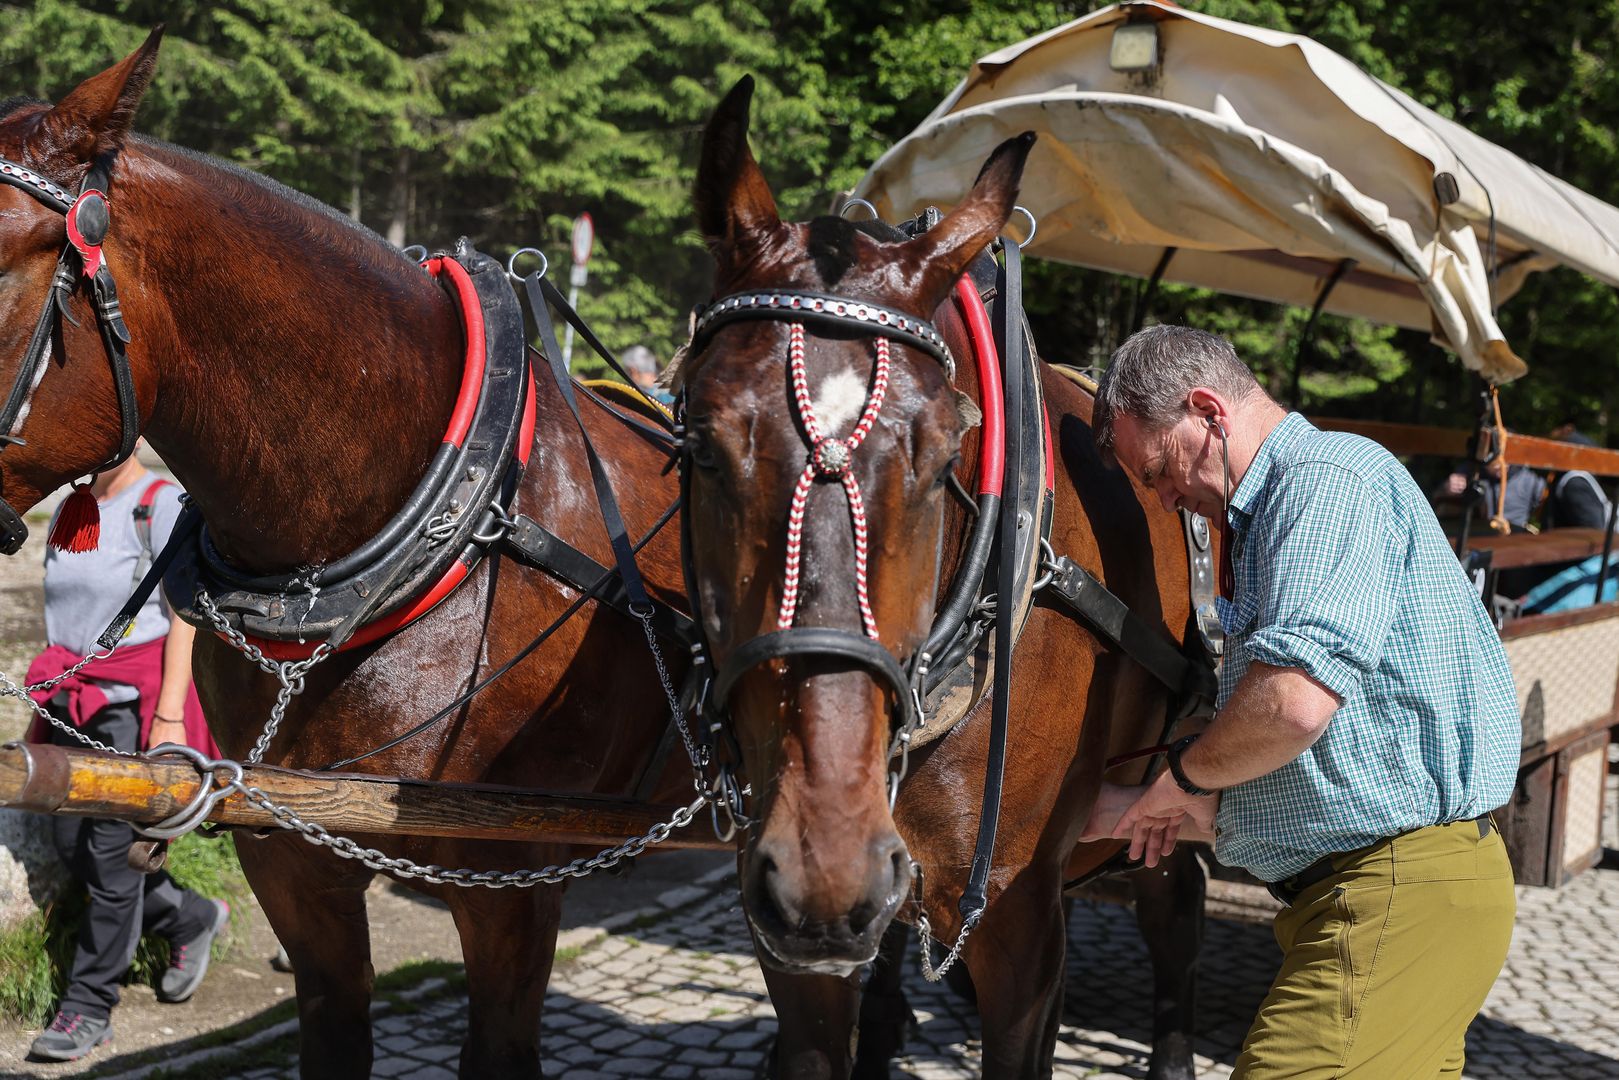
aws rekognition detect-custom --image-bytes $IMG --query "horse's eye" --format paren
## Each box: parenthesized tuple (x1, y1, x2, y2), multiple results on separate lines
(685, 429, 719, 471)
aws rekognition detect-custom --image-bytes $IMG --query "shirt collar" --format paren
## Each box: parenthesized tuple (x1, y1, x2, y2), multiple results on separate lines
(1228, 412, 1313, 521)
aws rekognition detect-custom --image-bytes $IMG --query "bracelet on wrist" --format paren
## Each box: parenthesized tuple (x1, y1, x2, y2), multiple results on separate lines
(151, 713, 185, 725)
(1167, 734, 1217, 797)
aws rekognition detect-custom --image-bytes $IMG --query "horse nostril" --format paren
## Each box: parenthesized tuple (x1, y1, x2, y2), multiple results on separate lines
(751, 850, 803, 931)
(890, 848, 912, 893)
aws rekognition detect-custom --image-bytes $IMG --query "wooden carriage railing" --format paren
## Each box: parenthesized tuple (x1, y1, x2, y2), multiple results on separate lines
(1308, 416, 1619, 573)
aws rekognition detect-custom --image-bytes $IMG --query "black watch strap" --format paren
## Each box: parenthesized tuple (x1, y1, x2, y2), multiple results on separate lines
(1168, 733, 1217, 797)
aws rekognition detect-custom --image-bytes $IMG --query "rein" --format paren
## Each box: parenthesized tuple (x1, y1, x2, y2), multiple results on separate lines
(0, 153, 140, 554)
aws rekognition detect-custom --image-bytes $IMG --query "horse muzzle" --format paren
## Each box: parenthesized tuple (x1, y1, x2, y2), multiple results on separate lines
(741, 829, 913, 975)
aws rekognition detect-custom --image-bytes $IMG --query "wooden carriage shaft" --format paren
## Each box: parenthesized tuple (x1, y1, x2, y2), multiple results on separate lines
(0, 743, 730, 851)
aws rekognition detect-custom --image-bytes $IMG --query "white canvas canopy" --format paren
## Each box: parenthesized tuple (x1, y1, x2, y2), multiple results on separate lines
(854, 2, 1619, 383)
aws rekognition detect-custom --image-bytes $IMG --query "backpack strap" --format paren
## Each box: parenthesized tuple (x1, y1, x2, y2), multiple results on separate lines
(131, 478, 172, 588)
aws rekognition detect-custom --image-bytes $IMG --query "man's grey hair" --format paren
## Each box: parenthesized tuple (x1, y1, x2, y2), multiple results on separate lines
(1093, 325, 1263, 454)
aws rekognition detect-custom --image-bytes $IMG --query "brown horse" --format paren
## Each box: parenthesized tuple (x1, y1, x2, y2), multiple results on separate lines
(0, 35, 701, 1078)
(680, 81, 1208, 1078)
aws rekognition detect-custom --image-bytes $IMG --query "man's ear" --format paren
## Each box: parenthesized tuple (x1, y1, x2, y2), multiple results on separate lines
(22, 27, 163, 180)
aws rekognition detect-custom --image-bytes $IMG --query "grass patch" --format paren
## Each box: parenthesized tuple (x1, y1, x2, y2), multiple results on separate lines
(0, 830, 251, 1025)
(374, 957, 465, 1005)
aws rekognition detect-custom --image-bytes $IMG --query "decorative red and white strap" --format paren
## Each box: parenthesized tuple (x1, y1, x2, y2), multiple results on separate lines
(778, 323, 891, 638)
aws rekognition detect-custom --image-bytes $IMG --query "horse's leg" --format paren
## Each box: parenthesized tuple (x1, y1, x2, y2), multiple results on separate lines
(964, 879, 1067, 1080)
(234, 832, 377, 1080)
(758, 960, 863, 1080)
(441, 866, 564, 1079)
(851, 919, 915, 1079)
(1131, 846, 1205, 1080)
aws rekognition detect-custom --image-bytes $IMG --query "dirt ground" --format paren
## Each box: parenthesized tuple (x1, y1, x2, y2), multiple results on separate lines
(0, 477, 732, 1075)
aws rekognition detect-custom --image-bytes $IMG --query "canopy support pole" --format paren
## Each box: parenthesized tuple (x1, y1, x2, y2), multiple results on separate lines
(1130, 247, 1177, 333)
(1455, 380, 1495, 561)
(1288, 258, 1355, 410)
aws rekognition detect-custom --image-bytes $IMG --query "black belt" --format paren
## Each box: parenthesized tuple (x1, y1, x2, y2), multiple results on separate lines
(1266, 815, 1494, 907)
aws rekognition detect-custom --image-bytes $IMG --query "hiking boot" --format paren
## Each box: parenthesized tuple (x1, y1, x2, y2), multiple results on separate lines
(29, 1010, 111, 1061)
(158, 898, 229, 1003)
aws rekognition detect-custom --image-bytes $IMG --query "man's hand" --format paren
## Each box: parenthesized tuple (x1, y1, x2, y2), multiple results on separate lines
(1112, 771, 1219, 868)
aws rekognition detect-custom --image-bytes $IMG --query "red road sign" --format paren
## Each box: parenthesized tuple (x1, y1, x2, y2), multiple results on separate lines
(571, 213, 594, 267)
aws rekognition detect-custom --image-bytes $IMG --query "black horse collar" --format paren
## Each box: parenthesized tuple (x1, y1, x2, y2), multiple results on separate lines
(0, 153, 140, 554)
(164, 240, 535, 658)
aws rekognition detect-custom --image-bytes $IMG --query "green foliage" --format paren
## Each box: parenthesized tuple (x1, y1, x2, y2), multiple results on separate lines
(0, 832, 249, 1025)
(3, 0, 1617, 434)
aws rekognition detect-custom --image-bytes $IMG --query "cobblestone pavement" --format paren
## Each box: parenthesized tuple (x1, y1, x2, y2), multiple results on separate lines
(113, 821, 1619, 1080)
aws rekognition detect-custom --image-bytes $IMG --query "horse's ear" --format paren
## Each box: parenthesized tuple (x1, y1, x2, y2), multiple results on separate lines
(908, 132, 1037, 307)
(26, 26, 163, 173)
(695, 75, 783, 261)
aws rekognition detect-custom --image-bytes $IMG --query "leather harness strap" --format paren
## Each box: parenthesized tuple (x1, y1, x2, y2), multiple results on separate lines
(500, 512, 696, 646)
(1040, 553, 1218, 720)
(0, 154, 141, 555)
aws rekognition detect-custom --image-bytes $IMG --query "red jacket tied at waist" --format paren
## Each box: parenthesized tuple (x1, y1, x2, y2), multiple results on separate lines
(26, 639, 216, 756)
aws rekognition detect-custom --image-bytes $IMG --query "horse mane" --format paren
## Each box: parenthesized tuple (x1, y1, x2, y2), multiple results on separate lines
(0, 96, 43, 121)
(0, 93, 411, 276)
(138, 136, 419, 274)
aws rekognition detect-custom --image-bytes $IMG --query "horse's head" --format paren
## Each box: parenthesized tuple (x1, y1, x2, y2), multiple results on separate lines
(0, 31, 161, 553)
(682, 78, 1032, 973)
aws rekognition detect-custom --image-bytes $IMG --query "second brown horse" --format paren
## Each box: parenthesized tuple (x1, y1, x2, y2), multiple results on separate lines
(679, 80, 1207, 1077)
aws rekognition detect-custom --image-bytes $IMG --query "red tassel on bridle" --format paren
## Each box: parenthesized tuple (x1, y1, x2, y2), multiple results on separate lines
(48, 480, 100, 553)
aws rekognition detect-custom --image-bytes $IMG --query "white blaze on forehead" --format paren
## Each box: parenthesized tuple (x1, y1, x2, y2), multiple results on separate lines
(812, 367, 868, 436)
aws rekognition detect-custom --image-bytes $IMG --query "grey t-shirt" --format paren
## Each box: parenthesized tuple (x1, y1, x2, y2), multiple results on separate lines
(44, 476, 184, 703)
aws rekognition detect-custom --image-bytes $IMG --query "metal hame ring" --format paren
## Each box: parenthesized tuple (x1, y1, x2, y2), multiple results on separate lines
(506, 247, 549, 283)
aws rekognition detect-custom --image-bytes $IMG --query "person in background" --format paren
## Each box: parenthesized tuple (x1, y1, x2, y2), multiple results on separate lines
(621, 344, 673, 405)
(1437, 462, 1545, 532)
(1542, 429, 1612, 531)
(24, 449, 227, 1062)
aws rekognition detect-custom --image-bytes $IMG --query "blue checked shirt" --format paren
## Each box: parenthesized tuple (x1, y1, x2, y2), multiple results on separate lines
(1213, 413, 1521, 881)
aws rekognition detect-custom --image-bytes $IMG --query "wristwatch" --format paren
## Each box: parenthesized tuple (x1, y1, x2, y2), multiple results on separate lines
(1167, 734, 1217, 797)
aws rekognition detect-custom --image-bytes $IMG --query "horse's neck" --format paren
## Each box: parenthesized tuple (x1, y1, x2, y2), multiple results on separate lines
(126, 150, 462, 573)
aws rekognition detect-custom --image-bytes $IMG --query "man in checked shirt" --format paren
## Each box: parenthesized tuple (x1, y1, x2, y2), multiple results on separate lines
(1086, 325, 1520, 1079)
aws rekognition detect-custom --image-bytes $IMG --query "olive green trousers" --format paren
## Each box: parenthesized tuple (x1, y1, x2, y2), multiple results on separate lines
(1233, 818, 1515, 1079)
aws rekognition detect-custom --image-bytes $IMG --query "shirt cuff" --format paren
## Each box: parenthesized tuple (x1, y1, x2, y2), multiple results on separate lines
(1243, 627, 1362, 702)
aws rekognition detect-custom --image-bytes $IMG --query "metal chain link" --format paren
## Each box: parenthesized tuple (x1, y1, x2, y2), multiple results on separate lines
(193, 588, 334, 765)
(916, 908, 980, 982)
(0, 582, 720, 889)
(634, 606, 707, 790)
(180, 585, 721, 887)
(232, 781, 708, 887)
(16, 647, 116, 694)
(0, 666, 136, 756)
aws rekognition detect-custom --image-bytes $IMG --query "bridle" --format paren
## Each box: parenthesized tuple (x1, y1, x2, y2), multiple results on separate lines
(678, 289, 958, 815)
(0, 151, 140, 554)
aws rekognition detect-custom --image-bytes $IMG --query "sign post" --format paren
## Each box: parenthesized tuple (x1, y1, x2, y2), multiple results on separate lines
(563, 213, 594, 368)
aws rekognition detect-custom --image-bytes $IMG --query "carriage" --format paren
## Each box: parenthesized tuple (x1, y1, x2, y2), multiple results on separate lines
(853, 0, 1619, 895)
